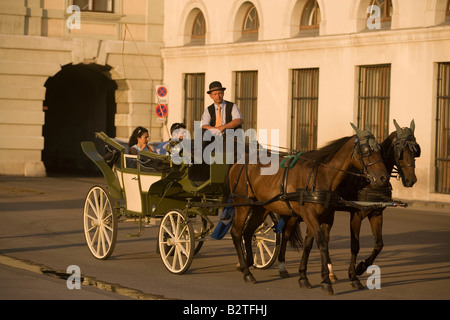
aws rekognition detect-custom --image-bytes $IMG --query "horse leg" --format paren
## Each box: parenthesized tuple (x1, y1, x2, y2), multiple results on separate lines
(356, 211, 384, 276)
(230, 206, 257, 284)
(322, 210, 337, 283)
(298, 227, 314, 289)
(278, 216, 296, 278)
(348, 211, 364, 289)
(242, 206, 266, 268)
(299, 210, 335, 288)
(302, 210, 334, 295)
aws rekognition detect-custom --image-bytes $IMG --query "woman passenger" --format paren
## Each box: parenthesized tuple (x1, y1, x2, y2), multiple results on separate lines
(128, 126, 154, 155)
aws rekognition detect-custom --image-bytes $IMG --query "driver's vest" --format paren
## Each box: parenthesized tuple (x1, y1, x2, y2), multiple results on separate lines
(207, 101, 242, 129)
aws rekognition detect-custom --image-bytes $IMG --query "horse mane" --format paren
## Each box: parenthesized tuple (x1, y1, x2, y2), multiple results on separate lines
(298, 136, 354, 168)
(380, 131, 396, 151)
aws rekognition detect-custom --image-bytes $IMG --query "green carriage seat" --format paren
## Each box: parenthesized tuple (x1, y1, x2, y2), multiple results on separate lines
(179, 153, 231, 195)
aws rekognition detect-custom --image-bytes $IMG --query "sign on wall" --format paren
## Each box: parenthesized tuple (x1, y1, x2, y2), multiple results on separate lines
(155, 85, 169, 104)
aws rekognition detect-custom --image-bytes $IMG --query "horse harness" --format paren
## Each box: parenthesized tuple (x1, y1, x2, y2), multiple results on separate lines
(229, 137, 382, 216)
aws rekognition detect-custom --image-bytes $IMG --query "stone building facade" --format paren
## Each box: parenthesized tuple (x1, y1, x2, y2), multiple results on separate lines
(1, 0, 450, 204)
(0, 0, 164, 176)
(161, 0, 450, 204)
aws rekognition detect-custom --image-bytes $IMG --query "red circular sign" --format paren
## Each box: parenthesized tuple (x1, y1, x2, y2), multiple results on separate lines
(157, 86, 168, 98)
(155, 104, 168, 118)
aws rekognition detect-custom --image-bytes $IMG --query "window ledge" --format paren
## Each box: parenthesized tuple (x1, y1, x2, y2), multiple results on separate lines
(64, 11, 124, 22)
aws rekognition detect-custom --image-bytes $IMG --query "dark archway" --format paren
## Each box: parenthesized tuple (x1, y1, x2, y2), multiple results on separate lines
(42, 63, 117, 174)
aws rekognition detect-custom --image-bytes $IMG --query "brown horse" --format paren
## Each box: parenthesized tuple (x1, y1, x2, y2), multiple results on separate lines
(276, 120, 420, 290)
(228, 124, 389, 295)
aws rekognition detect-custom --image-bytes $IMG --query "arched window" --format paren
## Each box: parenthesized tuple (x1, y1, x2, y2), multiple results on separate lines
(191, 11, 206, 45)
(446, 0, 450, 22)
(240, 5, 259, 41)
(243, 5, 259, 32)
(73, 0, 113, 13)
(367, 0, 393, 29)
(300, 0, 321, 29)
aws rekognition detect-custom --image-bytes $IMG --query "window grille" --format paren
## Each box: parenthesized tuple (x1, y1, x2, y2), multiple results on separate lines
(436, 62, 450, 194)
(184, 73, 205, 134)
(235, 71, 258, 131)
(291, 68, 319, 151)
(357, 64, 391, 142)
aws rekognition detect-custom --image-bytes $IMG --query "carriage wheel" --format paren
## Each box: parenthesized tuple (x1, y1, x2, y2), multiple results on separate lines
(158, 210, 195, 274)
(252, 212, 280, 269)
(83, 185, 118, 260)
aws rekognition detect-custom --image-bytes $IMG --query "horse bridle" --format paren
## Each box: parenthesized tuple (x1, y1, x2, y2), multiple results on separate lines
(351, 136, 384, 182)
(391, 135, 420, 179)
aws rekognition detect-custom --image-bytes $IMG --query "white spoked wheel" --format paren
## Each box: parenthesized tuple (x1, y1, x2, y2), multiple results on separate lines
(83, 185, 117, 260)
(158, 210, 195, 274)
(252, 212, 280, 269)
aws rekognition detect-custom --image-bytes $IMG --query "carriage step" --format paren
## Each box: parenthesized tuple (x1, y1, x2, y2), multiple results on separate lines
(146, 217, 162, 226)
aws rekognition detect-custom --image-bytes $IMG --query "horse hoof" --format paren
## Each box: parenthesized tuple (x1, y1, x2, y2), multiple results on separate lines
(244, 274, 257, 284)
(298, 278, 312, 289)
(351, 280, 364, 290)
(329, 273, 338, 283)
(321, 283, 334, 295)
(279, 270, 290, 278)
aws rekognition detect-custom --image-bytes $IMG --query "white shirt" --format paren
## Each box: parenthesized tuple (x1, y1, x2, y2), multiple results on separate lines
(200, 101, 243, 127)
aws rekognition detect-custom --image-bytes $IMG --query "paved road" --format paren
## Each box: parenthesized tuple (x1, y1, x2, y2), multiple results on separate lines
(0, 175, 449, 304)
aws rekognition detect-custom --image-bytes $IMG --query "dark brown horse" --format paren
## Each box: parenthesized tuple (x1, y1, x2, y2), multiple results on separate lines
(228, 124, 389, 295)
(276, 120, 420, 290)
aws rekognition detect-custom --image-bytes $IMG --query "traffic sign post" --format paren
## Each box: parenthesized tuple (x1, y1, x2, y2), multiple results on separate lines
(155, 85, 169, 137)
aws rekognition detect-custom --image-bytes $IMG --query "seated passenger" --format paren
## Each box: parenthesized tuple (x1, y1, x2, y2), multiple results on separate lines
(128, 126, 154, 155)
(155, 123, 188, 155)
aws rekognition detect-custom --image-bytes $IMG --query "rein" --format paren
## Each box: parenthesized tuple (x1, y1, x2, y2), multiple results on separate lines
(296, 138, 380, 180)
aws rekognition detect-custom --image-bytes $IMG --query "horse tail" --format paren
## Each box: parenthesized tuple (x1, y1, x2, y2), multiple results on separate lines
(288, 218, 303, 250)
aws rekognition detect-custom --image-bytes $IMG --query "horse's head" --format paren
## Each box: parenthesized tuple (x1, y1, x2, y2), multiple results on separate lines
(350, 123, 389, 186)
(392, 119, 419, 187)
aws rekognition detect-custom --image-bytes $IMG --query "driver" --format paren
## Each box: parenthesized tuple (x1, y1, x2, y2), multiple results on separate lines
(201, 81, 243, 135)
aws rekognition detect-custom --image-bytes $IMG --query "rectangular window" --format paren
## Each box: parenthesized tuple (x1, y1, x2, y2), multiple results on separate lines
(357, 64, 391, 142)
(291, 68, 319, 151)
(73, 0, 113, 13)
(235, 71, 258, 131)
(435, 62, 450, 194)
(184, 73, 205, 134)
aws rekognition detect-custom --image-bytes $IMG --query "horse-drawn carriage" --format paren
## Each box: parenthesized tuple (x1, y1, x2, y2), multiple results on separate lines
(81, 132, 280, 274)
(81, 120, 419, 295)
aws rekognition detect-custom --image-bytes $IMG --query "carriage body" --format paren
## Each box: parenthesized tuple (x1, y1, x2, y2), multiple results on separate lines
(81, 132, 230, 217)
(80, 132, 280, 273)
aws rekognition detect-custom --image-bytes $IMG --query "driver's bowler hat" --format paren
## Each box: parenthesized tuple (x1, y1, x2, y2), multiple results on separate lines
(207, 81, 226, 94)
